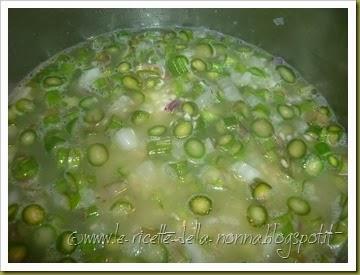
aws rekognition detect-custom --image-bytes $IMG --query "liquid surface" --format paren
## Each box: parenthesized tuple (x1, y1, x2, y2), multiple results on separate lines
(8, 28, 348, 263)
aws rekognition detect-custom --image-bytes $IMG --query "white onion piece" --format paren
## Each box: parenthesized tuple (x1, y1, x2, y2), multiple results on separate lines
(115, 128, 138, 151)
(134, 160, 156, 184)
(217, 77, 242, 101)
(78, 188, 96, 208)
(231, 161, 261, 183)
(195, 88, 217, 108)
(78, 67, 101, 90)
(110, 95, 134, 113)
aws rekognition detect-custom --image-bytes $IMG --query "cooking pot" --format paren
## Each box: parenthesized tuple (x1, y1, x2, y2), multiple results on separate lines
(8, 8, 348, 262)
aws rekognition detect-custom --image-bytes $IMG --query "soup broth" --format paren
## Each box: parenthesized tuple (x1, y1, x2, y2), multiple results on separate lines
(8, 27, 348, 263)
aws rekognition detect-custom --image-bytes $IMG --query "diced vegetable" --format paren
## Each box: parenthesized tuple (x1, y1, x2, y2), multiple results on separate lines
(178, 29, 193, 41)
(182, 101, 199, 117)
(169, 160, 189, 181)
(131, 110, 150, 125)
(66, 117, 78, 134)
(217, 134, 234, 148)
(287, 138, 307, 159)
(110, 200, 135, 216)
(118, 62, 131, 73)
(15, 98, 34, 113)
(276, 65, 296, 83)
(79, 96, 98, 110)
(251, 118, 274, 138)
(56, 174, 80, 209)
(304, 125, 322, 141)
(327, 154, 341, 168)
(107, 115, 123, 130)
(277, 104, 295, 120)
(167, 55, 189, 76)
(148, 125, 167, 136)
(248, 67, 266, 78)
(223, 116, 238, 130)
(122, 75, 141, 90)
(184, 138, 205, 158)
(189, 195, 212, 215)
(247, 204, 268, 227)
(68, 148, 82, 170)
(325, 124, 344, 145)
(87, 143, 109, 166)
(46, 90, 63, 107)
(233, 100, 251, 118)
(115, 128, 139, 150)
(19, 129, 36, 146)
(174, 120, 193, 139)
(56, 231, 77, 254)
(43, 76, 64, 87)
(319, 106, 331, 117)
(287, 196, 311, 215)
(191, 58, 207, 72)
(84, 108, 104, 124)
(314, 142, 331, 156)
(22, 204, 45, 225)
(195, 43, 214, 58)
(303, 154, 323, 177)
(12, 156, 39, 181)
(252, 181, 272, 201)
(147, 137, 172, 156)
(55, 147, 69, 168)
(44, 131, 66, 152)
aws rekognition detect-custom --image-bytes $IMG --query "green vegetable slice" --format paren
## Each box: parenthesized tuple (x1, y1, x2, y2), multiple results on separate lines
(191, 58, 207, 72)
(56, 231, 77, 254)
(79, 96, 98, 110)
(122, 75, 141, 90)
(182, 101, 199, 117)
(84, 108, 104, 124)
(287, 138, 307, 159)
(287, 196, 311, 215)
(184, 138, 205, 158)
(252, 181, 272, 201)
(251, 118, 274, 138)
(174, 120, 193, 139)
(131, 110, 150, 125)
(148, 125, 167, 137)
(247, 204, 268, 227)
(43, 76, 64, 88)
(22, 204, 45, 225)
(87, 143, 109, 166)
(12, 156, 39, 181)
(277, 104, 295, 119)
(20, 129, 36, 146)
(147, 137, 172, 156)
(189, 195, 212, 215)
(15, 98, 34, 113)
(248, 67, 266, 78)
(167, 55, 189, 76)
(276, 65, 296, 83)
(117, 62, 131, 73)
(110, 200, 135, 216)
(195, 43, 214, 58)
